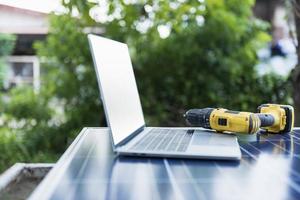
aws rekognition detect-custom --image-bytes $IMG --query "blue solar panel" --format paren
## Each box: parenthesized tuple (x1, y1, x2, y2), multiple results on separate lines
(30, 128, 300, 200)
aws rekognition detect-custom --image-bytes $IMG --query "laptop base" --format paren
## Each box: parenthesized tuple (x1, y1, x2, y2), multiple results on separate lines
(116, 127, 241, 160)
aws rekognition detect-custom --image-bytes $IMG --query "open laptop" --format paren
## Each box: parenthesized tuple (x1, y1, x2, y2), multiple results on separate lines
(88, 34, 241, 160)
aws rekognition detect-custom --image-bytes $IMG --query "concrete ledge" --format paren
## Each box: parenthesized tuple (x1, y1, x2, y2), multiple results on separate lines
(0, 163, 54, 200)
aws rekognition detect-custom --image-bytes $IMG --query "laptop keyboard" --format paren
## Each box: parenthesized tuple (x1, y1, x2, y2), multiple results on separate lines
(130, 129, 194, 152)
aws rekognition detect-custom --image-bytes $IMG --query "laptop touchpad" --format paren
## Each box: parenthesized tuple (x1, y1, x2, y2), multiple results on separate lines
(192, 130, 237, 146)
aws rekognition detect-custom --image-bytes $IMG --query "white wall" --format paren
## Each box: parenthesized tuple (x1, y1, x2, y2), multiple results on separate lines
(0, 5, 48, 34)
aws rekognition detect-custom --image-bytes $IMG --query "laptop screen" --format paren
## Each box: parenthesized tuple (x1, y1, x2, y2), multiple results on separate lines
(88, 34, 145, 145)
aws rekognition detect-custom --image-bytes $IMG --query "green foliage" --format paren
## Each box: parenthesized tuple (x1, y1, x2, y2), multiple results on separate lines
(0, 0, 292, 172)
(134, 28, 288, 124)
(0, 87, 60, 172)
(0, 34, 16, 89)
(0, 128, 29, 171)
(0, 34, 16, 56)
(34, 14, 104, 132)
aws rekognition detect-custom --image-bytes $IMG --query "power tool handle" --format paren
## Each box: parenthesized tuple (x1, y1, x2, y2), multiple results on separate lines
(256, 114, 275, 127)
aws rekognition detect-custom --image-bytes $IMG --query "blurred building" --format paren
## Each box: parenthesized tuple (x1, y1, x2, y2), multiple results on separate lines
(0, 4, 48, 91)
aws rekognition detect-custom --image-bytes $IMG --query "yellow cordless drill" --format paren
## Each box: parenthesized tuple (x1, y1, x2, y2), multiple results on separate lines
(184, 104, 294, 134)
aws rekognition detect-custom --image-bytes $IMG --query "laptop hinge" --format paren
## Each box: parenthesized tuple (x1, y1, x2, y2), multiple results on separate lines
(115, 125, 145, 148)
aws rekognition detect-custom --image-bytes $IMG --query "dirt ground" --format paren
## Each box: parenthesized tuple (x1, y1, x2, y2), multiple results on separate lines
(0, 176, 44, 200)
(0, 165, 52, 200)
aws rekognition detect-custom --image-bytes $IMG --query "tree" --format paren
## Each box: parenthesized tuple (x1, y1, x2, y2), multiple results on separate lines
(292, 0, 300, 125)
(0, 34, 16, 89)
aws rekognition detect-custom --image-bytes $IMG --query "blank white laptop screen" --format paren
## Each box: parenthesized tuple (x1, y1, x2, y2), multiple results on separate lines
(88, 34, 145, 145)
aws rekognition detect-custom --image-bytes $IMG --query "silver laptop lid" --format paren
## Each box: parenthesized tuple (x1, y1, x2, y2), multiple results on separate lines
(88, 34, 145, 146)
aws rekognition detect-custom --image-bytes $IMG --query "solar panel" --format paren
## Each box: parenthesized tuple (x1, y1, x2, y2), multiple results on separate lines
(30, 128, 300, 200)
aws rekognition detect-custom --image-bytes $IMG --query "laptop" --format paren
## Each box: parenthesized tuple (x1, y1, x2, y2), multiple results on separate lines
(88, 34, 241, 160)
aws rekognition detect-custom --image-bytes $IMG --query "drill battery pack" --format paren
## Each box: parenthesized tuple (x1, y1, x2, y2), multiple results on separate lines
(257, 104, 294, 133)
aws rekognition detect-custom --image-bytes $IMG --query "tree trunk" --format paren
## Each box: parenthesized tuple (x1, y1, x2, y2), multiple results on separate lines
(293, 0, 300, 126)
(253, 0, 279, 23)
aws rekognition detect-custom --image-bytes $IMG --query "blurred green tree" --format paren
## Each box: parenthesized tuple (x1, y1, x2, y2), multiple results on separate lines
(292, 0, 300, 125)
(0, 0, 292, 172)
(0, 34, 16, 89)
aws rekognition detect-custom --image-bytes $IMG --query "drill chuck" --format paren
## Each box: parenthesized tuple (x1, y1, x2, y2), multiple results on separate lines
(184, 108, 213, 129)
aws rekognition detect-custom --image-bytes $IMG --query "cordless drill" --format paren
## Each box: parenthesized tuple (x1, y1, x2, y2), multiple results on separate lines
(184, 104, 294, 134)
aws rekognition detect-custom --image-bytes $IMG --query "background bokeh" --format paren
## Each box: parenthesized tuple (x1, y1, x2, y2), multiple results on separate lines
(0, 0, 297, 172)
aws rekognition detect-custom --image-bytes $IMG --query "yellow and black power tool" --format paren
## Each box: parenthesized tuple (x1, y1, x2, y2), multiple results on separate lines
(184, 104, 294, 134)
